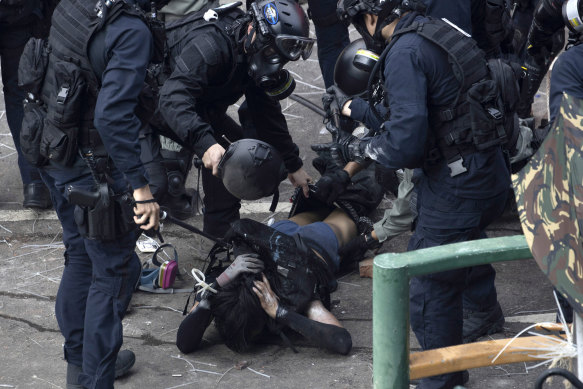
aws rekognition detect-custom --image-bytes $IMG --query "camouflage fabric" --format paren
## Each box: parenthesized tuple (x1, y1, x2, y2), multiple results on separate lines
(513, 93, 583, 315)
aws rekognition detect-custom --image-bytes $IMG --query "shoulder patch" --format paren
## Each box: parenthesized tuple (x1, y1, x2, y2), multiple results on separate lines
(192, 33, 221, 66)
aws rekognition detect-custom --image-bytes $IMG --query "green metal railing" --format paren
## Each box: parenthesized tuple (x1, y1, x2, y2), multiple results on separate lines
(372, 235, 532, 388)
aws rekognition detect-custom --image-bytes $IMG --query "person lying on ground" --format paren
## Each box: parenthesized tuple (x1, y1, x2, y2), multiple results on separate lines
(176, 207, 359, 355)
(175, 149, 383, 355)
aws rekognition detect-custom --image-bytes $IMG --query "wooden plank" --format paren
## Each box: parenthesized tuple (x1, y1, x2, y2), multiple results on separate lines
(410, 335, 567, 379)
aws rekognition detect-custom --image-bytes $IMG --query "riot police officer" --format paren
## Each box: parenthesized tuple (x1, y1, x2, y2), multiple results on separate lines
(29, 0, 167, 386)
(157, 0, 314, 238)
(326, 1, 511, 387)
(526, 0, 583, 124)
(0, 0, 51, 208)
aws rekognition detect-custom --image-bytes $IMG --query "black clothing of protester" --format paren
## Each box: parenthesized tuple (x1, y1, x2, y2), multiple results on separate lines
(158, 9, 303, 237)
(176, 218, 351, 355)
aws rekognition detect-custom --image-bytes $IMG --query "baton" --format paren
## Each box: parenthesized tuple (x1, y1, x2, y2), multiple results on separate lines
(289, 94, 326, 117)
(160, 210, 231, 249)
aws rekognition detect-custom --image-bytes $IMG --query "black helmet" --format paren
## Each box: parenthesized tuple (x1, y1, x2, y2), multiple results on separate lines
(245, 0, 315, 99)
(563, 0, 583, 34)
(334, 38, 379, 97)
(218, 139, 286, 200)
(337, 0, 425, 52)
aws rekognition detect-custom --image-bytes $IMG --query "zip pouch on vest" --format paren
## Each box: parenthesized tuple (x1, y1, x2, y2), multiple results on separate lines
(18, 37, 50, 99)
(20, 101, 48, 167)
(467, 79, 507, 151)
(41, 60, 86, 166)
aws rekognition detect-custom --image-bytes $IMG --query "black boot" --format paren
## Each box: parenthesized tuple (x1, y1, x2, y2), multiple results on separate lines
(23, 183, 52, 209)
(115, 349, 136, 378)
(66, 364, 83, 389)
(66, 349, 135, 388)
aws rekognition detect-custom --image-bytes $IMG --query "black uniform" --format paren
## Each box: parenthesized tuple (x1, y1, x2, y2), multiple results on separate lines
(34, 0, 156, 386)
(0, 0, 51, 208)
(158, 9, 303, 237)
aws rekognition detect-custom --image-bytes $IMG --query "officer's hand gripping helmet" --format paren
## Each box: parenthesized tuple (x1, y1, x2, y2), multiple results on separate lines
(336, 0, 425, 53)
(245, 0, 315, 100)
(334, 38, 379, 97)
(217, 139, 286, 201)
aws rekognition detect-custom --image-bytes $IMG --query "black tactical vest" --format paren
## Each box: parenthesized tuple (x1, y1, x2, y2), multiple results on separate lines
(388, 17, 518, 167)
(39, 0, 143, 161)
(145, 4, 247, 132)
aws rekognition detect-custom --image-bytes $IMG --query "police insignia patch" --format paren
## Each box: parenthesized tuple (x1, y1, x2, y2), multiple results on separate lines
(513, 93, 583, 316)
(263, 2, 279, 25)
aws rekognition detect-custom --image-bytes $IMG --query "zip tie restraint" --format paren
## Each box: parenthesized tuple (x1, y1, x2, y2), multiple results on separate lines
(191, 268, 218, 295)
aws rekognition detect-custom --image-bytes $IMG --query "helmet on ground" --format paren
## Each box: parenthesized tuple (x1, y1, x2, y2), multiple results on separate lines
(333, 38, 379, 97)
(218, 139, 286, 200)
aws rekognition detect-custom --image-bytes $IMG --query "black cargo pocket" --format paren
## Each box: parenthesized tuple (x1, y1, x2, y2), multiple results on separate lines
(41, 60, 86, 165)
(40, 119, 74, 163)
(467, 79, 506, 151)
(20, 101, 48, 167)
(18, 37, 49, 99)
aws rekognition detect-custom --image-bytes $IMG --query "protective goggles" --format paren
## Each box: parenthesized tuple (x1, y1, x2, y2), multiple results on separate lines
(274, 35, 315, 61)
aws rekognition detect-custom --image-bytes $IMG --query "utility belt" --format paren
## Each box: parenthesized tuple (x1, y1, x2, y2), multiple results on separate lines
(67, 180, 137, 241)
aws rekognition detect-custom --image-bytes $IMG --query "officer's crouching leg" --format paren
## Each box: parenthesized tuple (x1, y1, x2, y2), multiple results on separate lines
(77, 231, 141, 389)
(201, 165, 240, 238)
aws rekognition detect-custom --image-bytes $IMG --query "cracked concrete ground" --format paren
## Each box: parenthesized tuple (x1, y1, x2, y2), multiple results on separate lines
(0, 6, 574, 389)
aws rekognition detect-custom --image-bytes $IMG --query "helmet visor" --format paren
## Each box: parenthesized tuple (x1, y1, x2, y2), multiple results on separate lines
(274, 35, 315, 61)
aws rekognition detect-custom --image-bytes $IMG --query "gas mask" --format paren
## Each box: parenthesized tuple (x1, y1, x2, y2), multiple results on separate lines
(244, 0, 315, 100)
(246, 38, 296, 100)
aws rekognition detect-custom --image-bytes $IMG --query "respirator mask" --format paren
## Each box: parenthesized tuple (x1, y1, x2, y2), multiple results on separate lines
(245, 0, 315, 100)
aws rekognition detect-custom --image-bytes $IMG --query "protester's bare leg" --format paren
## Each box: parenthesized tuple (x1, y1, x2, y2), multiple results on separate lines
(322, 209, 357, 246)
(306, 299, 343, 327)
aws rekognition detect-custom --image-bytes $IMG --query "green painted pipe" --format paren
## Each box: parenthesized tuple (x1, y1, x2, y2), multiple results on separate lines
(372, 235, 532, 388)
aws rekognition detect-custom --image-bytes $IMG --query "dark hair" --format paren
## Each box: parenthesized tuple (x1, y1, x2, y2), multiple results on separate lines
(210, 273, 268, 352)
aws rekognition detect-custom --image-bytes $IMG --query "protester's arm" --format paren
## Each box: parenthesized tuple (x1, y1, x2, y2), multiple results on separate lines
(176, 300, 213, 354)
(253, 274, 352, 355)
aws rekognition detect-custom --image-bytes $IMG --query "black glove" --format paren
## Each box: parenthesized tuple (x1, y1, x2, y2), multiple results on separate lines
(312, 135, 367, 167)
(322, 85, 351, 118)
(338, 232, 381, 259)
(313, 169, 351, 205)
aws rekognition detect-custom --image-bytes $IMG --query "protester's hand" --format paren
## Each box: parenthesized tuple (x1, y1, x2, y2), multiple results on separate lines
(322, 85, 352, 117)
(338, 232, 380, 258)
(288, 167, 313, 198)
(313, 169, 351, 205)
(133, 184, 160, 231)
(202, 143, 226, 176)
(216, 253, 263, 287)
(253, 273, 279, 319)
